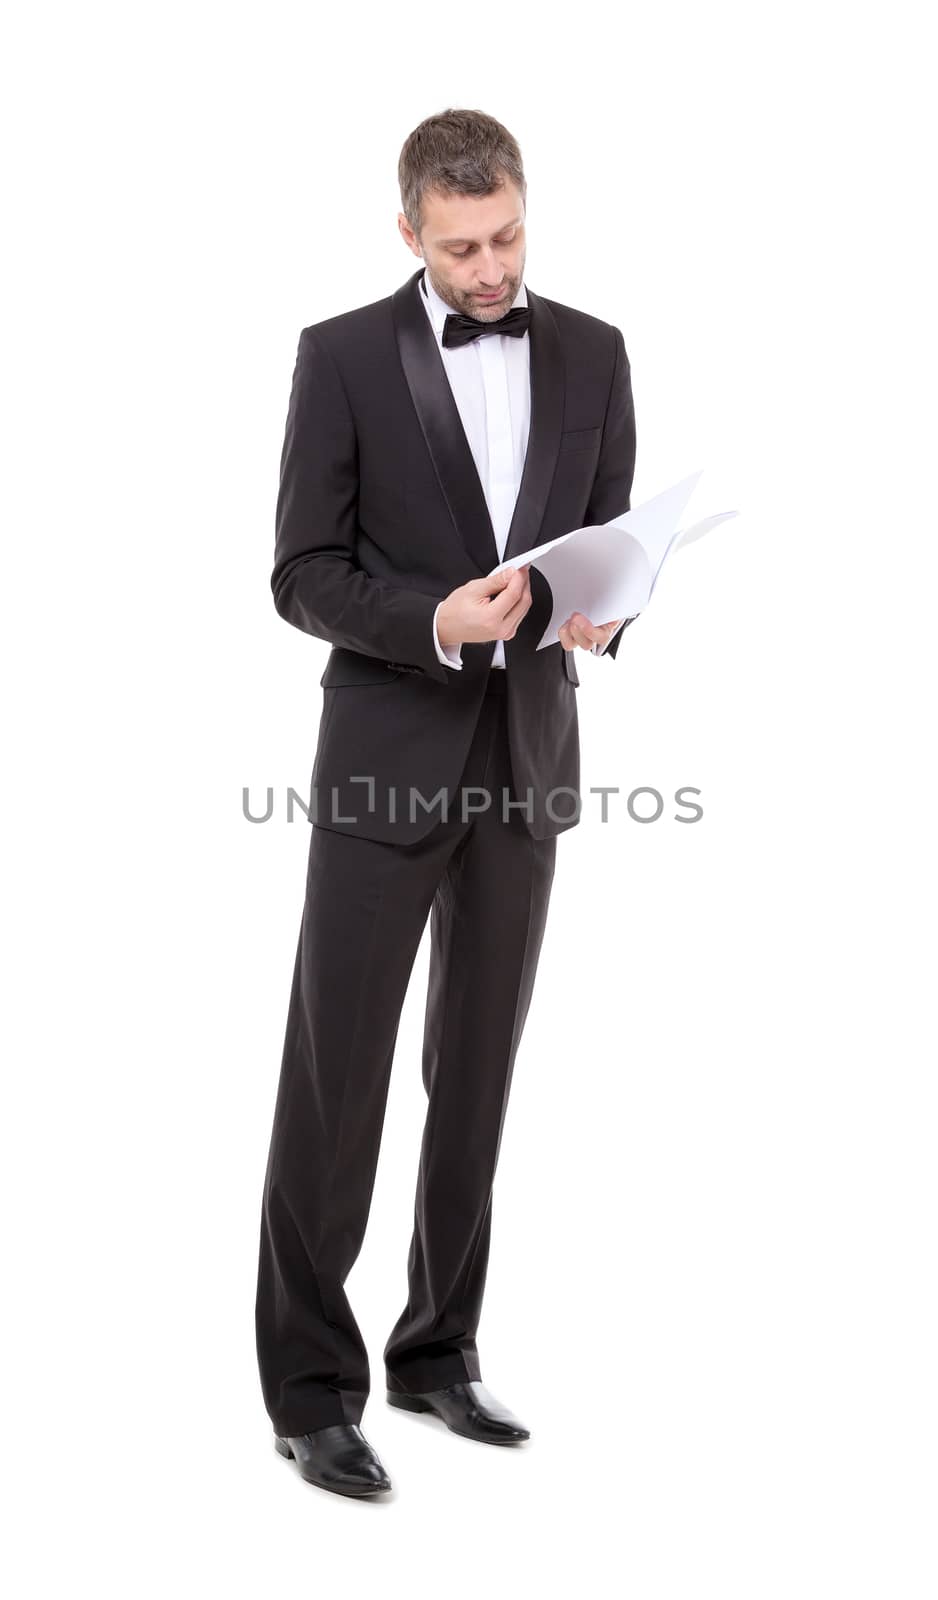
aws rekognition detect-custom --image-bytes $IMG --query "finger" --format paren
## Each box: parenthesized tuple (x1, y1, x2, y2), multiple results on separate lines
(488, 569, 528, 620)
(499, 584, 534, 631)
(569, 613, 605, 648)
(475, 567, 517, 598)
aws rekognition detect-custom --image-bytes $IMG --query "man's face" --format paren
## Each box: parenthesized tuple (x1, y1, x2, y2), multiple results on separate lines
(398, 181, 526, 321)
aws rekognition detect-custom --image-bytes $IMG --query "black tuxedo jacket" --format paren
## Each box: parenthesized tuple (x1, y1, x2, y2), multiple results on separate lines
(273, 266, 636, 844)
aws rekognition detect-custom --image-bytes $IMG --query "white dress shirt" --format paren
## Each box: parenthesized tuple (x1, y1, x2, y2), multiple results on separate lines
(419, 269, 619, 670)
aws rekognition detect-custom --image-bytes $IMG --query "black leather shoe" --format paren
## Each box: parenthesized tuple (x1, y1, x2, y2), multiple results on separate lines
(387, 1380, 530, 1444)
(274, 1424, 392, 1497)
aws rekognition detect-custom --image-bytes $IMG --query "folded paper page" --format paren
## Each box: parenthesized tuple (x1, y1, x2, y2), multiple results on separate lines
(490, 473, 739, 650)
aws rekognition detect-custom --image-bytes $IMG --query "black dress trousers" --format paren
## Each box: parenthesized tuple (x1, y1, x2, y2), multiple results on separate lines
(255, 670, 557, 1437)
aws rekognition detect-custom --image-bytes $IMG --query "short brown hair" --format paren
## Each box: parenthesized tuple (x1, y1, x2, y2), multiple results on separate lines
(398, 108, 526, 236)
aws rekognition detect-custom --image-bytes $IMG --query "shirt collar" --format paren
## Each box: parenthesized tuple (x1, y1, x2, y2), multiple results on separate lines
(419, 268, 527, 336)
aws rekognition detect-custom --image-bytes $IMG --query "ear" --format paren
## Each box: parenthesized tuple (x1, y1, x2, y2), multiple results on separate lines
(397, 212, 422, 258)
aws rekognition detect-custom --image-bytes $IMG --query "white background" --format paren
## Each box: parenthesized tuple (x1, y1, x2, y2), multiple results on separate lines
(3, 1, 936, 1593)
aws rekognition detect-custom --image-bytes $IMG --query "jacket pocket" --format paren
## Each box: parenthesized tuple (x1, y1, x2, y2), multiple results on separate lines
(559, 425, 602, 453)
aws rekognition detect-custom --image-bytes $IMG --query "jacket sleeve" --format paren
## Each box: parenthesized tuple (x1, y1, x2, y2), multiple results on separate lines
(271, 328, 453, 684)
(583, 325, 638, 662)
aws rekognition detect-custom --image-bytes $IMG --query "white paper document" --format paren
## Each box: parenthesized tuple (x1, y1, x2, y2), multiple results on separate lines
(490, 472, 739, 650)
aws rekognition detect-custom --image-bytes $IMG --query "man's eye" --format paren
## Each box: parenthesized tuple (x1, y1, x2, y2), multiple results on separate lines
(450, 234, 516, 259)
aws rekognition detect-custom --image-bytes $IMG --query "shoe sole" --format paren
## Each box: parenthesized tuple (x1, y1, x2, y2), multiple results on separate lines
(274, 1436, 392, 1497)
(386, 1391, 529, 1445)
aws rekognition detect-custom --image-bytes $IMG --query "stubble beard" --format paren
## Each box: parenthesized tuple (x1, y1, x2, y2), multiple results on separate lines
(424, 255, 525, 322)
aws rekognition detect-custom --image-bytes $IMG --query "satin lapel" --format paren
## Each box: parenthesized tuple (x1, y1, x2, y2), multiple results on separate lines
(501, 286, 564, 566)
(392, 271, 566, 576)
(392, 268, 498, 575)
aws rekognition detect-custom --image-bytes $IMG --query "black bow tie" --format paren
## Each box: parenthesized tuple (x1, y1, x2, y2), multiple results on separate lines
(441, 305, 531, 349)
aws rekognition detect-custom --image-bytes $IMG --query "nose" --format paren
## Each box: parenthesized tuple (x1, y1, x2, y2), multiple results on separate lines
(476, 246, 504, 289)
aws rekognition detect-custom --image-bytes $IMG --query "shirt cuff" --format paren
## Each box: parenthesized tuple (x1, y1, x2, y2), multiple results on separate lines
(432, 601, 463, 669)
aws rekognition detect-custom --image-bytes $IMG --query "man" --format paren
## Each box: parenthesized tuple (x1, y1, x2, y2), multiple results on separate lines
(255, 107, 636, 1499)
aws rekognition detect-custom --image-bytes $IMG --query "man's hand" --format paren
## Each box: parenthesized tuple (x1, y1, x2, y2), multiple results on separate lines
(437, 565, 532, 648)
(558, 613, 624, 651)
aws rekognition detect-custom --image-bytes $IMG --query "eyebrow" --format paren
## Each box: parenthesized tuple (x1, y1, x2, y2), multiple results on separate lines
(437, 216, 523, 246)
